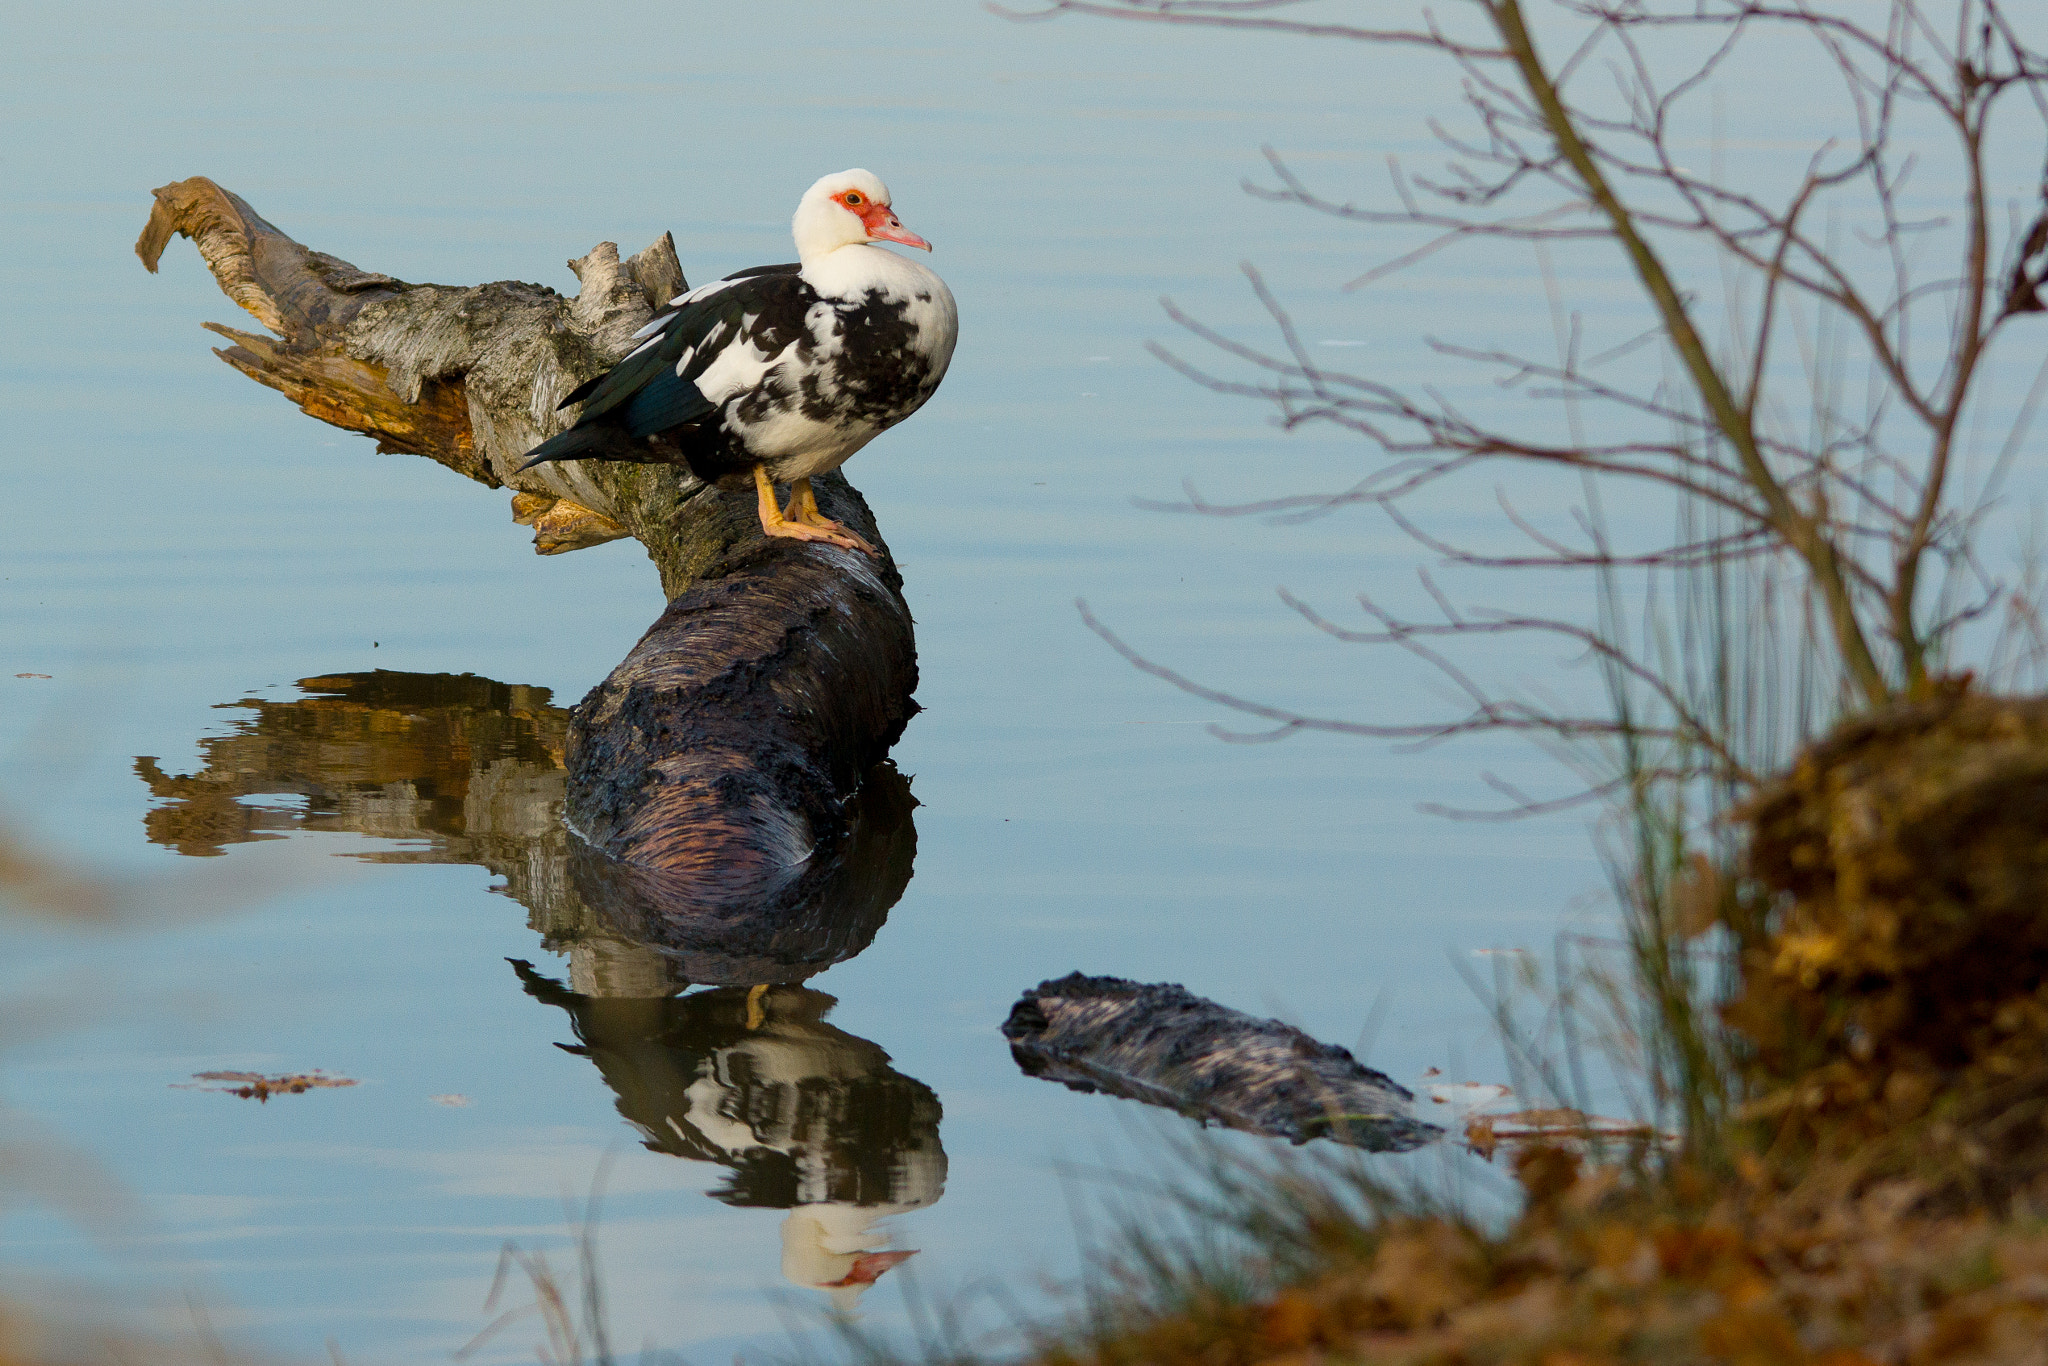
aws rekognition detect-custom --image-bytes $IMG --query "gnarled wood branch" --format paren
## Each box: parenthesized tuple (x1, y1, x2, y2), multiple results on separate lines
(139, 178, 919, 885)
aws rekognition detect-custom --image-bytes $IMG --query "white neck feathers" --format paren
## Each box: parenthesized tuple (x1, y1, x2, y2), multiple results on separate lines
(801, 242, 937, 300)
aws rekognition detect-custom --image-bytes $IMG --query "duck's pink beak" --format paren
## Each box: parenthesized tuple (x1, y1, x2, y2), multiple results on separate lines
(862, 204, 932, 251)
(818, 1249, 918, 1287)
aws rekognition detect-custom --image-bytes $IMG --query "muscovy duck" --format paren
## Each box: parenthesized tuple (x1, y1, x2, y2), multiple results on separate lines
(517, 169, 958, 555)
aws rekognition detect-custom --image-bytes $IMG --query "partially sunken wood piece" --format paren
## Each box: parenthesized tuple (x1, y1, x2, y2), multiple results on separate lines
(1004, 973, 1444, 1152)
(137, 178, 918, 881)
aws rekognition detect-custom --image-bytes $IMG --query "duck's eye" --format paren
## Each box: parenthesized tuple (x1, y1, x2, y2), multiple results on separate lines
(844, 192, 863, 206)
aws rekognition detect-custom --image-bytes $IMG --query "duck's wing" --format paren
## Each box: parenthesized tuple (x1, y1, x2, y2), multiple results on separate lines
(519, 265, 805, 469)
(567, 264, 805, 427)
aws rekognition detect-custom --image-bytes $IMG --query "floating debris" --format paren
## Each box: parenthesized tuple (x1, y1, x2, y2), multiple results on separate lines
(14, 673, 50, 680)
(1423, 1080, 1668, 1159)
(180, 1070, 358, 1102)
(428, 1093, 472, 1107)
(1003, 973, 1442, 1152)
(1424, 1080, 1513, 1116)
(1463, 1107, 1672, 1161)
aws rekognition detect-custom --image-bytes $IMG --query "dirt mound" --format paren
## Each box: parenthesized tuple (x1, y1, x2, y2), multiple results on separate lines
(1728, 686, 2048, 1206)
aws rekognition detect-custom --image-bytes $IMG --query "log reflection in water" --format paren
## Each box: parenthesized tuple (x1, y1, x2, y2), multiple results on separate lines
(134, 669, 941, 1300)
(133, 670, 916, 991)
(515, 965, 943, 1307)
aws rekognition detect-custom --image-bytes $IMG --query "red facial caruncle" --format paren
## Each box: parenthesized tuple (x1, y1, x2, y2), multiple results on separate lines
(838, 188, 931, 251)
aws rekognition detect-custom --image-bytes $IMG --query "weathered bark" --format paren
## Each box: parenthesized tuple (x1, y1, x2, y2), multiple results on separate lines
(138, 179, 918, 881)
(1004, 973, 1443, 1152)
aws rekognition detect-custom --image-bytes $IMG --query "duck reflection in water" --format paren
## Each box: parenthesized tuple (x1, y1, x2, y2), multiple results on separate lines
(136, 670, 942, 1305)
(515, 965, 943, 1308)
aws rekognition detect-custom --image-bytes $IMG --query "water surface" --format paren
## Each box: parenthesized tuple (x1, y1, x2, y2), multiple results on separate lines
(0, 1, 1873, 1357)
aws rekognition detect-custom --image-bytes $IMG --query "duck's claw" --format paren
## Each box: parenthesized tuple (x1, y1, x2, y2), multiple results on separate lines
(755, 468, 879, 556)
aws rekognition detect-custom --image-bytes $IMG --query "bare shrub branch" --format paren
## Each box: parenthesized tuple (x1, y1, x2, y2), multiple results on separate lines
(1036, 0, 2048, 810)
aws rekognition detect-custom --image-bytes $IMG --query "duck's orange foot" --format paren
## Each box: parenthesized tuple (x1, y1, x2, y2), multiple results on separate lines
(755, 468, 879, 556)
(761, 517, 877, 555)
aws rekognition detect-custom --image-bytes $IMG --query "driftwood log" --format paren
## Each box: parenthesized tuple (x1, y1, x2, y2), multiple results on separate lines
(1004, 973, 1443, 1152)
(137, 179, 918, 901)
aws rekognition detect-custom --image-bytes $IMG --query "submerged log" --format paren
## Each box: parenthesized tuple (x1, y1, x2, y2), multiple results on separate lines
(1003, 973, 1443, 1152)
(133, 670, 917, 992)
(137, 179, 918, 880)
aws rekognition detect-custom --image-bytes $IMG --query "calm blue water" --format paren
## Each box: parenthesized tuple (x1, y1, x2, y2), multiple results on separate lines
(5, 2, 2044, 1360)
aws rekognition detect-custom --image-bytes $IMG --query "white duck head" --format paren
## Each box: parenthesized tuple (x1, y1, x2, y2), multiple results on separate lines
(780, 1203, 919, 1316)
(792, 169, 932, 266)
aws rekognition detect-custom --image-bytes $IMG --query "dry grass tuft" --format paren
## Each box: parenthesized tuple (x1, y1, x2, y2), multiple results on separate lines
(1051, 1149, 2048, 1365)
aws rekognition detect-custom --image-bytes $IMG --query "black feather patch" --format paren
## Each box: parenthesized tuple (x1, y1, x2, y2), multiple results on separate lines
(558, 369, 609, 410)
(722, 261, 801, 281)
(515, 424, 619, 471)
(622, 370, 713, 438)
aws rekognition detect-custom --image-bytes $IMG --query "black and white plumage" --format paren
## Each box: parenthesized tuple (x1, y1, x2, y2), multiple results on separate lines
(518, 169, 958, 554)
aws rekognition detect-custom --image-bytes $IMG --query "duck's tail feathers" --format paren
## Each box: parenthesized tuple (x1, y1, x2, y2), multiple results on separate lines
(558, 370, 606, 410)
(515, 425, 622, 473)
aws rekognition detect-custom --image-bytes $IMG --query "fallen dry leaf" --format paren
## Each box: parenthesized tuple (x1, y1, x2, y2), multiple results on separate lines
(179, 1070, 358, 1102)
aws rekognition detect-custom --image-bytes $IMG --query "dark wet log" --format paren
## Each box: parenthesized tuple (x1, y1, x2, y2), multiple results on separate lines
(137, 179, 918, 881)
(1003, 973, 1443, 1152)
(567, 767, 915, 987)
(569, 544, 917, 877)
